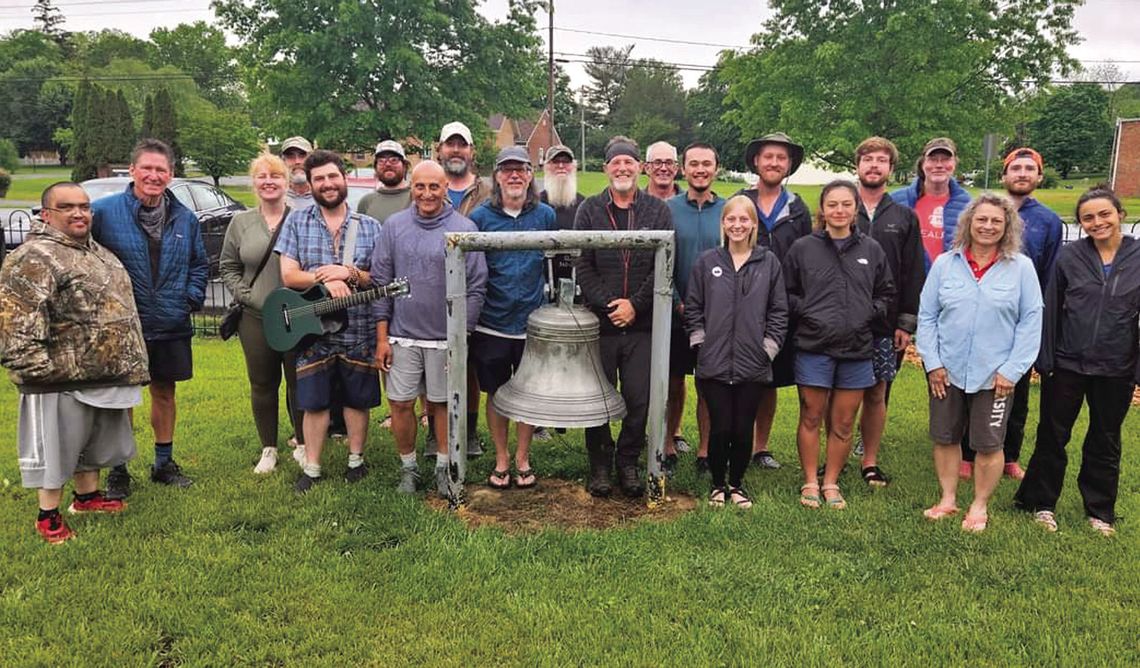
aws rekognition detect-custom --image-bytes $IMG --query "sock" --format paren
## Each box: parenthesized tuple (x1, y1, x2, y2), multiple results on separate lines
(74, 490, 98, 503)
(467, 412, 478, 435)
(38, 507, 60, 521)
(436, 453, 450, 469)
(399, 452, 417, 468)
(111, 463, 128, 476)
(347, 453, 365, 469)
(302, 462, 321, 478)
(154, 442, 173, 467)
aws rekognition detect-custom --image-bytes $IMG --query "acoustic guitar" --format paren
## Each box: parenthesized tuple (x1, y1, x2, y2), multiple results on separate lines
(262, 277, 410, 352)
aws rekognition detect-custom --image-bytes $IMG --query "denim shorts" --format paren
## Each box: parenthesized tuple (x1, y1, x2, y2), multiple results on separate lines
(794, 351, 875, 390)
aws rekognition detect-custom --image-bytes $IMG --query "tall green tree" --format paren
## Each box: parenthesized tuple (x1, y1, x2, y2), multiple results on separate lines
(609, 60, 688, 147)
(70, 79, 95, 180)
(72, 30, 150, 69)
(110, 90, 135, 163)
(686, 66, 747, 172)
(583, 44, 634, 122)
(181, 108, 260, 186)
(1030, 83, 1114, 178)
(720, 0, 1083, 169)
(0, 58, 67, 154)
(148, 22, 242, 109)
(31, 0, 65, 42)
(214, 0, 545, 150)
(150, 87, 183, 176)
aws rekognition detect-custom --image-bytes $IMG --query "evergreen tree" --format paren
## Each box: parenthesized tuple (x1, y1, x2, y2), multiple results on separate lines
(140, 94, 154, 140)
(69, 80, 96, 181)
(111, 90, 134, 163)
(150, 88, 182, 175)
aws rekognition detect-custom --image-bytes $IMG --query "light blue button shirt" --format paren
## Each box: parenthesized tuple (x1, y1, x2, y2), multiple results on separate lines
(916, 249, 1043, 393)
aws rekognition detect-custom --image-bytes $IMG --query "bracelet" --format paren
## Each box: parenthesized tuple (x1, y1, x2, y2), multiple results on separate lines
(348, 266, 361, 288)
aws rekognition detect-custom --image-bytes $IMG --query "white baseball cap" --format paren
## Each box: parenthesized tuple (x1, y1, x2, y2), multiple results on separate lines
(439, 121, 473, 145)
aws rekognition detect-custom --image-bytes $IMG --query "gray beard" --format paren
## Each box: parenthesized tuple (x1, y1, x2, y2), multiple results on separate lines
(544, 172, 578, 208)
(444, 158, 469, 177)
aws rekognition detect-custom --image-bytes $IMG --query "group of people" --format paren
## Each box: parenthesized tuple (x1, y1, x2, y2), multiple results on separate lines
(0, 122, 1135, 543)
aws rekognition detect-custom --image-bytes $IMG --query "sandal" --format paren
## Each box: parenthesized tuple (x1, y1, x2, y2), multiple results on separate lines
(1033, 510, 1058, 533)
(821, 484, 847, 510)
(488, 469, 511, 490)
(708, 487, 726, 507)
(513, 467, 537, 489)
(961, 511, 988, 533)
(728, 486, 753, 509)
(800, 483, 821, 509)
(861, 466, 890, 487)
(923, 504, 960, 521)
(378, 415, 393, 429)
(1088, 517, 1116, 537)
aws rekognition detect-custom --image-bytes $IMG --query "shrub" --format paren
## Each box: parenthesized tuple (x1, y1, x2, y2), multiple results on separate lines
(0, 138, 18, 172)
(0, 168, 12, 197)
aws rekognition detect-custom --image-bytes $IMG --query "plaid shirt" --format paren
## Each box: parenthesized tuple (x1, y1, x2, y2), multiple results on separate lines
(275, 206, 381, 360)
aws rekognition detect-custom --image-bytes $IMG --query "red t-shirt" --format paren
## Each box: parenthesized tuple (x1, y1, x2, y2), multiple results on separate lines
(915, 193, 951, 261)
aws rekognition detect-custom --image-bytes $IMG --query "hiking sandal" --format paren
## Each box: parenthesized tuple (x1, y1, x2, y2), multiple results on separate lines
(708, 487, 726, 507)
(728, 487, 753, 509)
(821, 484, 847, 510)
(800, 483, 821, 509)
(861, 465, 890, 487)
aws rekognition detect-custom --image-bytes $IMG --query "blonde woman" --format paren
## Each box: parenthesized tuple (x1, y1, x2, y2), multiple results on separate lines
(684, 196, 788, 508)
(219, 153, 302, 474)
(917, 193, 1043, 532)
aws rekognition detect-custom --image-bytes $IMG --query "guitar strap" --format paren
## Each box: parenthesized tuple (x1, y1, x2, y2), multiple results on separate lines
(342, 214, 359, 266)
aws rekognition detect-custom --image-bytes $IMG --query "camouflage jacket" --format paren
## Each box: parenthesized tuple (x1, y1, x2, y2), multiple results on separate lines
(0, 221, 150, 393)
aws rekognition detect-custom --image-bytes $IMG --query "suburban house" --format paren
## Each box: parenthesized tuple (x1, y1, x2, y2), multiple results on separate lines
(488, 109, 562, 166)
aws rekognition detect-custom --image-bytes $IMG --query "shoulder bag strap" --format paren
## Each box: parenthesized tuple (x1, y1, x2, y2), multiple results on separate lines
(249, 206, 289, 286)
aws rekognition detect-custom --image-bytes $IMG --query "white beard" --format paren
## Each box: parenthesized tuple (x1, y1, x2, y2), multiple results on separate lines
(544, 171, 578, 208)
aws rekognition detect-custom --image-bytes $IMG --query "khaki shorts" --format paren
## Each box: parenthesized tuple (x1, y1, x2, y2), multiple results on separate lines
(387, 342, 448, 404)
(928, 385, 1012, 453)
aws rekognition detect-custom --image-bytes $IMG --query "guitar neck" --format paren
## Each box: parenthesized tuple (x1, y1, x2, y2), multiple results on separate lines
(313, 284, 398, 315)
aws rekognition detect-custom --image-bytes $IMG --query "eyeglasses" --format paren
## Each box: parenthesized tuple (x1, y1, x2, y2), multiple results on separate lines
(43, 204, 92, 214)
(376, 156, 404, 165)
(497, 165, 532, 175)
(648, 159, 677, 169)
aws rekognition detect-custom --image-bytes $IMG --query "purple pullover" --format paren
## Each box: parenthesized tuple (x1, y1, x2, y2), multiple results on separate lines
(371, 204, 487, 338)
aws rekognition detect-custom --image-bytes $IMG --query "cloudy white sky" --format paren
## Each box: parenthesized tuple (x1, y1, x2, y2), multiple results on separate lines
(0, 0, 1136, 88)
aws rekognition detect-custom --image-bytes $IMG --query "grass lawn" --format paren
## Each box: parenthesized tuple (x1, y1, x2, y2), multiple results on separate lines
(0, 339, 1137, 665)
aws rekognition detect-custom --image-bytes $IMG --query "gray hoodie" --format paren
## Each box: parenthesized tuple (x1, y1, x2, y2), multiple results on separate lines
(371, 205, 487, 339)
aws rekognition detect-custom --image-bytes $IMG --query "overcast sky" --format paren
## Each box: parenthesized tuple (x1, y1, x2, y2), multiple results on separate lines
(0, 0, 1136, 88)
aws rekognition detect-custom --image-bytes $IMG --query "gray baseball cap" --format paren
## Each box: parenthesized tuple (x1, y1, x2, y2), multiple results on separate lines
(545, 144, 575, 162)
(495, 146, 532, 167)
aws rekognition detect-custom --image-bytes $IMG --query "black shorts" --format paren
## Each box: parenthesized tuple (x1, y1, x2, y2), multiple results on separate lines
(146, 337, 193, 382)
(770, 345, 796, 388)
(669, 326, 696, 377)
(470, 331, 526, 395)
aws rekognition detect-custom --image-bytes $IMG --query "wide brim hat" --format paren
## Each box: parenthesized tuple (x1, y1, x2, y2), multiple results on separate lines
(744, 132, 804, 177)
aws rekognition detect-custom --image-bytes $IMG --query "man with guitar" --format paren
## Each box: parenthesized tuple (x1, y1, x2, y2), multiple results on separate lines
(275, 150, 383, 494)
(373, 161, 487, 496)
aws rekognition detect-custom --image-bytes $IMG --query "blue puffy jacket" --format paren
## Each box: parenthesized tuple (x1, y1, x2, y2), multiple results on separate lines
(890, 177, 972, 268)
(469, 197, 555, 336)
(91, 185, 209, 340)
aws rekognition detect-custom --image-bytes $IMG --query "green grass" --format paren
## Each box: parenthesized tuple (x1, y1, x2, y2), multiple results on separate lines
(0, 340, 1137, 665)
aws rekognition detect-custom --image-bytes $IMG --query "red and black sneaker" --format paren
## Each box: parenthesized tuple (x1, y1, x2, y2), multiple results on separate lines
(67, 491, 126, 514)
(35, 514, 75, 544)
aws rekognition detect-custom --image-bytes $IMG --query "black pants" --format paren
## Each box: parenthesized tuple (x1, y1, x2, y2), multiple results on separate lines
(585, 331, 651, 468)
(961, 373, 1031, 462)
(698, 379, 764, 488)
(1014, 369, 1134, 523)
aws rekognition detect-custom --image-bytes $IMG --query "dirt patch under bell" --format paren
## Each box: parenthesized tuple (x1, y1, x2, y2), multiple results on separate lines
(425, 477, 698, 534)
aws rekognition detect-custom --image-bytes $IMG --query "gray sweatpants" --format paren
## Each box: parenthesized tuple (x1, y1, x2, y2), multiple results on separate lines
(17, 392, 136, 489)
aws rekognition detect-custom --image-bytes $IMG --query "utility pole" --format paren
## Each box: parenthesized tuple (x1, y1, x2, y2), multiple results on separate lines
(547, 1, 555, 130)
(580, 87, 586, 171)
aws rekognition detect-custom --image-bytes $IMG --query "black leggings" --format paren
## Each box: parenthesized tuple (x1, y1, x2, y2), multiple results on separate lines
(697, 379, 765, 488)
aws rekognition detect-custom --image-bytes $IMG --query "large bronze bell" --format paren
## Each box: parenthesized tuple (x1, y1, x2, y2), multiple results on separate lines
(493, 302, 627, 428)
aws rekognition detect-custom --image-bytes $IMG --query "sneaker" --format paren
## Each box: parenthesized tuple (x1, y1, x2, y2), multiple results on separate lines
(852, 437, 865, 458)
(253, 447, 278, 474)
(694, 457, 710, 475)
(532, 426, 553, 442)
(1089, 517, 1116, 537)
(292, 444, 307, 467)
(287, 436, 299, 448)
(330, 430, 347, 441)
(466, 434, 484, 458)
(1003, 462, 1026, 480)
(344, 461, 369, 483)
(105, 467, 132, 501)
(35, 513, 74, 544)
(663, 453, 678, 477)
(959, 461, 973, 480)
(436, 466, 450, 498)
(1033, 510, 1058, 533)
(293, 473, 321, 494)
(752, 451, 781, 470)
(618, 465, 644, 498)
(672, 435, 692, 453)
(67, 492, 126, 514)
(396, 465, 420, 495)
(151, 460, 193, 488)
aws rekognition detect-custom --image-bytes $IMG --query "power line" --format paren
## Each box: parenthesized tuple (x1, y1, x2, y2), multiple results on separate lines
(0, 0, 207, 7)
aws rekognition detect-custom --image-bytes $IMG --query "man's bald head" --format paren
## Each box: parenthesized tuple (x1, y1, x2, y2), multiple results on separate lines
(411, 160, 449, 218)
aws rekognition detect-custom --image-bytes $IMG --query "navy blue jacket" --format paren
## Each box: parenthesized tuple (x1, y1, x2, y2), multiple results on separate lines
(469, 197, 555, 336)
(1017, 196, 1064, 288)
(91, 185, 209, 341)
